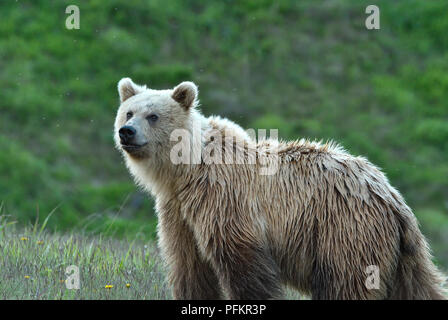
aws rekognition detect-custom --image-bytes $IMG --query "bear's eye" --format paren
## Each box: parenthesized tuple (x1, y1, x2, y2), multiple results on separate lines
(146, 114, 159, 122)
(126, 111, 133, 120)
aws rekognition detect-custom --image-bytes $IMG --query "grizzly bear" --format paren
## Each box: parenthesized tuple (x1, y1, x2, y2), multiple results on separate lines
(114, 78, 446, 300)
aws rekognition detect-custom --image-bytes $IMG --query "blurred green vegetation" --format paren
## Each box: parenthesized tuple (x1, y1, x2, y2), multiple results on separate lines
(0, 1, 447, 264)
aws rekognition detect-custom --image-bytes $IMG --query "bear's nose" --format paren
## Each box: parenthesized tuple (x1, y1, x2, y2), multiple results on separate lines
(119, 126, 136, 144)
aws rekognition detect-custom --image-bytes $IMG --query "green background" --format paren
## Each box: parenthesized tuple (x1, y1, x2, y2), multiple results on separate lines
(0, 0, 447, 267)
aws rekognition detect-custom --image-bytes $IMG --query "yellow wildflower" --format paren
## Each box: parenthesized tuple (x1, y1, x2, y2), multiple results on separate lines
(24, 275, 30, 279)
(105, 285, 113, 289)
(20, 237, 28, 241)
(126, 283, 131, 288)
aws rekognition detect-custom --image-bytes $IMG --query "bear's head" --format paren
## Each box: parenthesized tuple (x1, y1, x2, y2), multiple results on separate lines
(114, 78, 199, 162)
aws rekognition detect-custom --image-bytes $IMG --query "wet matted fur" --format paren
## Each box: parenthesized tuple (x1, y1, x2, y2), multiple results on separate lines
(114, 78, 447, 300)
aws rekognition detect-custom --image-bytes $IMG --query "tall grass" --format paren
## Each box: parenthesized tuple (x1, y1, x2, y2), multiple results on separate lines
(0, 215, 170, 299)
(1, 213, 444, 299)
(0, 213, 306, 300)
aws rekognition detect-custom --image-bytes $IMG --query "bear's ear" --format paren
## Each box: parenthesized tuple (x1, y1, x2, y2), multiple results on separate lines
(172, 81, 198, 110)
(118, 77, 146, 103)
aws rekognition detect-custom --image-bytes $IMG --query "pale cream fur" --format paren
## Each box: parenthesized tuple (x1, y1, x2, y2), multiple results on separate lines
(114, 78, 446, 300)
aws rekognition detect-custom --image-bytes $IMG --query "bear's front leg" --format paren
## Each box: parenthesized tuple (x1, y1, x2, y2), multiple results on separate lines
(205, 237, 283, 300)
(158, 206, 223, 299)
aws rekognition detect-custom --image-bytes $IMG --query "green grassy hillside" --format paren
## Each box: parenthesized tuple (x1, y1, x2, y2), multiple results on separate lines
(0, 1, 447, 265)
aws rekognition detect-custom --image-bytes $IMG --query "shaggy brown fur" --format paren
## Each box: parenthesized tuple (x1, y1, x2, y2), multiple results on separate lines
(114, 78, 446, 300)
